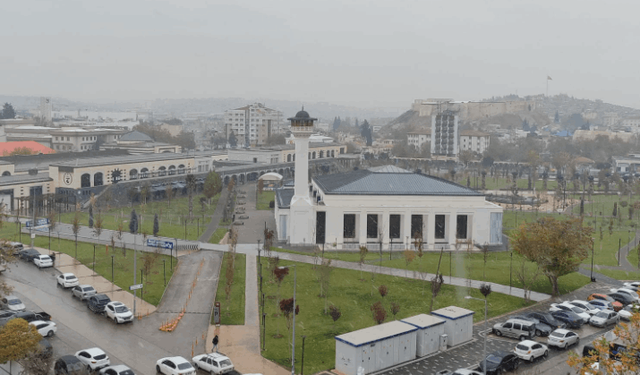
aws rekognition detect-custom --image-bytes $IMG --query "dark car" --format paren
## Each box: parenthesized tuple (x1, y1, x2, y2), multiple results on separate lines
(54, 355, 86, 375)
(87, 294, 111, 314)
(550, 311, 583, 329)
(477, 351, 520, 375)
(509, 315, 552, 337)
(583, 343, 597, 359)
(19, 248, 41, 262)
(39, 338, 53, 358)
(9, 310, 52, 323)
(609, 293, 636, 306)
(525, 311, 566, 330)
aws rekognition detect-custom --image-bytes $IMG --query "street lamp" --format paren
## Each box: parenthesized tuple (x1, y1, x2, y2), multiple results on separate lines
(466, 295, 487, 375)
(279, 265, 297, 375)
(590, 238, 596, 282)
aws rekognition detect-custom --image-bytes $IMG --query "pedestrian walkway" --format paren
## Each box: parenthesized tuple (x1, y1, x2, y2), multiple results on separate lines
(40, 246, 157, 315)
(198, 188, 230, 242)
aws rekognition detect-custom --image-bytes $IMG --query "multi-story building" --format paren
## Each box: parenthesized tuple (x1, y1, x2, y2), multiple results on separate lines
(224, 103, 283, 147)
(431, 113, 459, 157)
(50, 128, 128, 152)
(407, 131, 431, 150)
(459, 130, 490, 154)
(622, 117, 640, 132)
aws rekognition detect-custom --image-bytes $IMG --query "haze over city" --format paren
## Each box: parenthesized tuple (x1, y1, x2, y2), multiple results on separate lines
(2, 0, 638, 109)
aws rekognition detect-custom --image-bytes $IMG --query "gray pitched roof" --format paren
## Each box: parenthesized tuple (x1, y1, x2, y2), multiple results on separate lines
(313, 168, 482, 196)
(120, 131, 154, 142)
(275, 188, 295, 208)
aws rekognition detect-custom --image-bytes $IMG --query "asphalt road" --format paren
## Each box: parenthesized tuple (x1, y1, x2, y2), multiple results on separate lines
(1, 250, 225, 375)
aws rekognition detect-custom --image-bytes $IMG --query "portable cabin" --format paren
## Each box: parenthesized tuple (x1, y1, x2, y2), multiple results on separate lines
(431, 306, 474, 347)
(401, 314, 446, 356)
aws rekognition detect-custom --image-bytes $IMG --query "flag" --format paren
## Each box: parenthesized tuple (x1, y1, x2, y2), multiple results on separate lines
(547, 76, 553, 80)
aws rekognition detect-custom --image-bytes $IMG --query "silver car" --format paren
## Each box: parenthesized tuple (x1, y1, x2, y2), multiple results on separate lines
(589, 310, 619, 327)
(72, 285, 97, 301)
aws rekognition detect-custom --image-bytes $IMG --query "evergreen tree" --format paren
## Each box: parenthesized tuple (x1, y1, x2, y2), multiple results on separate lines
(228, 131, 237, 147)
(1, 103, 15, 119)
(554, 111, 560, 123)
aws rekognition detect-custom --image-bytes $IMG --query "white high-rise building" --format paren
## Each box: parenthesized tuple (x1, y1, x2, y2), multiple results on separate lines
(224, 103, 283, 147)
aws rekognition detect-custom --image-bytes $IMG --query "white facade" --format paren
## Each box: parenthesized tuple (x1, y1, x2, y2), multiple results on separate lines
(622, 117, 640, 133)
(459, 130, 491, 154)
(431, 306, 474, 347)
(407, 132, 431, 150)
(400, 314, 446, 357)
(335, 321, 418, 375)
(224, 103, 283, 147)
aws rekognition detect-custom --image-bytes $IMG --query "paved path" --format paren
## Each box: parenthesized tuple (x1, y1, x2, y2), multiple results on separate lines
(198, 188, 230, 242)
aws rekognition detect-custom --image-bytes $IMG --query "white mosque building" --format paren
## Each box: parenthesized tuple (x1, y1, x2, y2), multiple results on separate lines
(274, 110, 503, 250)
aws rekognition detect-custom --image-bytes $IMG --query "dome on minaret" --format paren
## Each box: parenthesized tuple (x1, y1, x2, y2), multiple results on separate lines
(288, 107, 317, 122)
(288, 107, 317, 137)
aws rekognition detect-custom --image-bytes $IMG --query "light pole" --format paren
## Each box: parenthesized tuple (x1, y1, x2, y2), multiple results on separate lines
(466, 295, 487, 375)
(279, 265, 297, 375)
(590, 238, 596, 282)
(301, 335, 307, 375)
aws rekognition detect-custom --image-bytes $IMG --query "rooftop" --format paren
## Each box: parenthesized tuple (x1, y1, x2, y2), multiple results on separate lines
(431, 306, 475, 320)
(335, 321, 417, 347)
(52, 152, 196, 169)
(400, 314, 445, 329)
(0, 141, 55, 156)
(0, 172, 52, 187)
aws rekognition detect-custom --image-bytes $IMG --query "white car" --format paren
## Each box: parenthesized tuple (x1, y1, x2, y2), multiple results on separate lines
(589, 310, 620, 327)
(98, 364, 135, 375)
(514, 340, 549, 362)
(0, 295, 26, 311)
(452, 370, 483, 375)
(57, 273, 79, 288)
(33, 254, 53, 268)
(75, 347, 110, 371)
(610, 288, 640, 302)
(618, 304, 639, 321)
(105, 302, 133, 324)
(547, 328, 579, 349)
(549, 302, 591, 322)
(192, 353, 234, 374)
(30, 320, 57, 337)
(623, 282, 640, 289)
(570, 300, 600, 316)
(156, 356, 196, 375)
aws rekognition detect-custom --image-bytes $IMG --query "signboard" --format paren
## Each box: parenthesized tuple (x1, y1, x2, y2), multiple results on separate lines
(214, 302, 221, 325)
(146, 238, 174, 250)
(129, 284, 143, 291)
(26, 218, 50, 228)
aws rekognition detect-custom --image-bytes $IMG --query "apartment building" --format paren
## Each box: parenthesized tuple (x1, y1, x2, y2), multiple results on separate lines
(459, 130, 490, 154)
(407, 131, 431, 150)
(224, 103, 283, 147)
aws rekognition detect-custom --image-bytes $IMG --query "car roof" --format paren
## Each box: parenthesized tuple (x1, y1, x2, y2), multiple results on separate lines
(5, 295, 20, 300)
(58, 355, 82, 364)
(109, 301, 124, 306)
(81, 347, 106, 355)
(517, 340, 537, 346)
(30, 320, 50, 325)
(62, 273, 76, 277)
(104, 365, 131, 372)
(553, 328, 571, 335)
(164, 356, 189, 364)
(489, 350, 511, 357)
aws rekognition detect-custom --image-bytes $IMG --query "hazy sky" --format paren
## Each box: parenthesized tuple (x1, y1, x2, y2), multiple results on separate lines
(2, 0, 638, 109)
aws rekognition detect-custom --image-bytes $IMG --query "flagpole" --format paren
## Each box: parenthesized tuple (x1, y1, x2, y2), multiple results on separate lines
(546, 78, 548, 97)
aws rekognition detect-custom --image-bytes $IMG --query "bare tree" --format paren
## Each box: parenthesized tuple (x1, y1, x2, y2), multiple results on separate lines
(317, 259, 333, 313)
(358, 245, 368, 281)
(428, 248, 446, 313)
(18, 348, 55, 375)
(72, 211, 81, 259)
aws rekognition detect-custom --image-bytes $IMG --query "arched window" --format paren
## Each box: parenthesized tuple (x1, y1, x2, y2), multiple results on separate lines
(140, 168, 149, 179)
(158, 166, 167, 176)
(312, 151, 316, 159)
(81, 173, 91, 188)
(287, 154, 292, 162)
(319, 150, 324, 158)
(178, 164, 186, 174)
(168, 165, 176, 175)
(94, 172, 103, 186)
(1, 171, 10, 176)
(129, 169, 138, 180)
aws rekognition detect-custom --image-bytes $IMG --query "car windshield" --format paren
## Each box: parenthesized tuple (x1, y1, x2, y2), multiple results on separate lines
(516, 344, 529, 351)
(177, 363, 193, 370)
(66, 276, 76, 280)
(83, 287, 95, 292)
(550, 332, 565, 338)
(8, 299, 21, 305)
(486, 355, 502, 364)
(115, 306, 129, 313)
(595, 312, 608, 318)
(570, 307, 583, 313)
(121, 371, 134, 375)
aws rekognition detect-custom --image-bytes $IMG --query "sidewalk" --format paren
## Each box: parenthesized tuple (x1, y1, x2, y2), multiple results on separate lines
(40, 246, 157, 315)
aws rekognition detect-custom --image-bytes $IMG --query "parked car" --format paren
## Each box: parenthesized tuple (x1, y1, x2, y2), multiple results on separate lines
(192, 353, 234, 375)
(72, 285, 97, 301)
(156, 356, 196, 375)
(570, 300, 600, 316)
(0, 295, 26, 311)
(57, 273, 79, 288)
(75, 347, 110, 371)
(10, 310, 52, 323)
(33, 254, 53, 268)
(30, 320, 57, 337)
(623, 282, 640, 289)
(492, 319, 535, 340)
(508, 315, 552, 337)
(39, 338, 53, 358)
(549, 302, 590, 322)
(588, 299, 615, 311)
(452, 370, 482, 375)
(9, 242, 24, 255)
(105, 302, 133, 324)
(610, 289, 640, 303)
(589, 310, 620, 327)
(477, 351, 520, 375)
(619, 304, 639, 321)
(87, 294, 111, 314)
(547, 328, 579, 349)
(524, 312, 566, 330)
(0, 310, 16, 323)
(514, 340, 549, 362)
(54, 356, 86, 375)
(550, 311, 584, 329)
(588, 294, 623, 311)
(19, 248, 40, 262)
(99, 365, 135, 375)
(608, 292, 636, 306)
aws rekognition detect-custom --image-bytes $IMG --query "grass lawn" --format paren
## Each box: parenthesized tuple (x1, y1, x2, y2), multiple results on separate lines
(257, 191, 275, 210)
(214, 253, 246, 325)
(56, 194, 220, 241)
(258, 259, 534, 374)
(38, 234, 176, 306)
(628, 248, 640, 270)
(210, 227, 229, 244)
(596, 268, 640, 281)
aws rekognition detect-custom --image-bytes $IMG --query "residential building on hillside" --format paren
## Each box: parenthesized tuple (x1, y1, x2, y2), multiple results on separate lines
(431, 113, 459, 157)
(622, 117, 640, 132)
(224, 103, 283, 147)
(459, 130, 490, 154)
(407, 131, 431, 150)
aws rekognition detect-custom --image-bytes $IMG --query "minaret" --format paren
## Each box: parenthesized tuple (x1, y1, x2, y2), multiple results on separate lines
(288, 108, 316, 244)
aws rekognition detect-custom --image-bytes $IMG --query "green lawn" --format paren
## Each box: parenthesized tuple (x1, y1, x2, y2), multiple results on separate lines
(258, 259, 534, 374)
(39, 235, 176, 306)
(210, 227, 229, 244)
(56, 194, 220, 241)
(628, 248, 640, 270)
(596, 268, 640, 281)
(257, 191, 275, 210)
(214, 253, 246, 325)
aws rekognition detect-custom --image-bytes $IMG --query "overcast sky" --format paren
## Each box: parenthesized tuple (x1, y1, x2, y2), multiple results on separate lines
(2, 0, 638, 109)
